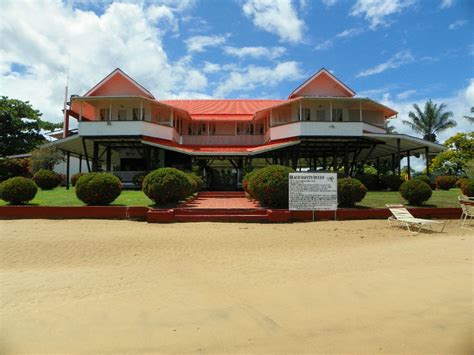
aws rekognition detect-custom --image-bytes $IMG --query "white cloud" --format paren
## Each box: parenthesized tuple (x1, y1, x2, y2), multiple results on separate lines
(0, 1, 206, 123)
(315, 39, 333, 50)
(202, 62, 221, 73)
(214, 61, 304, 97)
(146, 5, 178, 33)
(440, 0, 454, 9)
(448, 20, 467, 30)
(382, 79, 474, 144)
(242, 0, 304, 43)
(321, 0, 337, 6)
(351, 0, 415, 29)
(315, 27, 364, 51)
(224, 46, 286, 60)
(396, 89, 417, 100)
(356, 50, 414, 77)
(185, 34, 228, 53)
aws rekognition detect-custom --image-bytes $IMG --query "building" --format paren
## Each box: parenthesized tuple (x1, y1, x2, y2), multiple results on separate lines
(49, 68, 444, 187)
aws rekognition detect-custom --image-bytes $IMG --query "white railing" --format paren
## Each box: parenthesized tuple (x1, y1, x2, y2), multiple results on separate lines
(181, 135, 264, 146)
(78, 121, 174, 141)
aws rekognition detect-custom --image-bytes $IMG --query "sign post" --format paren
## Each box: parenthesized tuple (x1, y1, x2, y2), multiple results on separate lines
(289, 173, 338, 221)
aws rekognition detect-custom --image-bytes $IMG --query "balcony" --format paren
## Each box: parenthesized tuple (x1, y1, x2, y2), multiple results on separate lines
(181, 135, 264, 146)
(78, 120, 174, 141)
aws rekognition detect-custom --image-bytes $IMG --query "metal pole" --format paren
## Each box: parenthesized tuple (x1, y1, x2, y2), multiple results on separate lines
(396, 138, 401, 176)
(407, 150, 411, 179)
(425, 147, 430, 176)
(79, 155, 82, 173)
(66, 151, 70, 190)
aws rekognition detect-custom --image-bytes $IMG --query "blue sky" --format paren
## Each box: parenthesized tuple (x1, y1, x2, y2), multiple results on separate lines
(1, 0, 473, 142)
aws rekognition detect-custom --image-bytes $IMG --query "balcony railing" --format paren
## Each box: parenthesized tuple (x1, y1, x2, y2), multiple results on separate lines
(181, 135, 264, 146)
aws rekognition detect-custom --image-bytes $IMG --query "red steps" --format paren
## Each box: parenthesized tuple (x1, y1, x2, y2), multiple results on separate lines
(173, 207, 268, 222)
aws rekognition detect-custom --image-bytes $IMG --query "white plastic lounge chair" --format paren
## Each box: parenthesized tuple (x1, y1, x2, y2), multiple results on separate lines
(458, 196, 474, 229)
(386, 204, 446, 233)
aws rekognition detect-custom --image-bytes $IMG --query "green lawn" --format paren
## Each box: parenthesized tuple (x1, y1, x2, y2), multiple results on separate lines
(0, 187, 463, 208)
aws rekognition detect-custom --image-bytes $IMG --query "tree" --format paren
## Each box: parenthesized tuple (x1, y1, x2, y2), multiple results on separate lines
(0, 96, 61, 157)
(31, 146, 64, 173)
(403, 100, 457, 142)
(430, 132, 474, 176)
(464, 107, 474, 123)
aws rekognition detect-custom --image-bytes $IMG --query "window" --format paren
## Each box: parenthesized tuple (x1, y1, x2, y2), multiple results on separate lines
(133, 108, 145, 121)
(316, 110, 325, 121)
(118, 110, 127, 121)
(100, 108, 110, 121)
(332, 108, 343, 122)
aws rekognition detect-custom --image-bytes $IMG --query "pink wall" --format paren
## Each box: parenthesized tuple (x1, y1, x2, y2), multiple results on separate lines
(295, 72, 352, 97)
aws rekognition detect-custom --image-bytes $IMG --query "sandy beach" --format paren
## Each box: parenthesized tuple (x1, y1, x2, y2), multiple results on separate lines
(0, 219, 472, 354)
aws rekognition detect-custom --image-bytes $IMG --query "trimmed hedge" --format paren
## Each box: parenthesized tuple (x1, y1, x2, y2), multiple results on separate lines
(414, 175, 434, 190)
(75, 173, 122, 206)
(381, 175, 404, 191)
(132, 172, 147, 188)
(0, 177, 38, 205)
(337, 178, 367, 207)
(242, 169, 259, 196)
(460, 179, 474, 197)
(71, 173, 86, 187)
(187, 173, 203, 193)
(0, 158, 31, 182)
(355, 174, 379, 191)
(248, 165, 294, 208)
(435, 175, 457, 190)
(400, 179, 432, 205)
(32, 169, 62, 190)
(142, 168, 192, 205)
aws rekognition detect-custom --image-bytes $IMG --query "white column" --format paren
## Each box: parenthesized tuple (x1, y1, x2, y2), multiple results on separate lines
(79, 101, 83, 121)
(329, 100, 333, 121)
(109, 102, 112, 121)
(299, 100, 302, 121)
(140, 101, 143, 121)
(359, 101, 363, 122)
(270, 110, 273, 126)
(170, 109, 173, 126)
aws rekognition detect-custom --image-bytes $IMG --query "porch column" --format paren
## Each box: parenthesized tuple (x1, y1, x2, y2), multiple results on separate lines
(359, 101, 363, 122)
(66, 151, 70, 190)
(270, 110, 273, 126)
(170, 109, 173, 126)
(140, 101, 143, 121)
(425, 147, 430, 176)
(109, 102, 112, 121)
(79, 154, 82, 173)
(106, 146, 111, 172)
(79, 101, 83, 121)
(406, 150, 411, 179)
(396, 138, 401, 176)
(391, 153, 396, 175)
(299, 100, 302, 121)
(332, 150, 337, 171)
(92, 141, 99, 172)
(329, 100, 333, 121)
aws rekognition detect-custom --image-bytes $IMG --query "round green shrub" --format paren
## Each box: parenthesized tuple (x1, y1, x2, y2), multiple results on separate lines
(250, 165, 294, 208)
(355, 174, 379, 190)
(71, 173, 86, 187)
(142, 168, 192, 205)
(132, 172, 147, 188)
(32, 169, 61, 190)
(187, 173, 203, 193)
(455, 178, 467, 189)
(399, 179, 432, 205)
(242, 169, 259, 196)
(460, 179, 474, 197)
(75, 173, 122, 206)
(435, 175, 457, 190)
(414, 175, 433, 190)
(381, 175, 404, 191)
(337, 178, 367, 207)
(0, 177, 38, 205)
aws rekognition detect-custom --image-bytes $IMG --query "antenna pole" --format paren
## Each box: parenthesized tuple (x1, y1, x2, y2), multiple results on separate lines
(63, 55, 71, 138)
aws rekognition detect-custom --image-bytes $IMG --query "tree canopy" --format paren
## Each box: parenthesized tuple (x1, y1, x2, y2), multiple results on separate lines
(430, 132, 474, 177)
(403, 100, 456, 142)
(0, 96, 62, 157)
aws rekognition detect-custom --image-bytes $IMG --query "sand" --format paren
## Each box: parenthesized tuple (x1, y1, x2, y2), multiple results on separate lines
(0, 219, 472, 354)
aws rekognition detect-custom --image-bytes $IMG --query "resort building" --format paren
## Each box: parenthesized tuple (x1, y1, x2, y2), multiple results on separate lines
(51, 68, 444, 187)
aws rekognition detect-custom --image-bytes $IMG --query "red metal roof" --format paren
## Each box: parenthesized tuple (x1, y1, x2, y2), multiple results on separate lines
(160, 99, 287, 121)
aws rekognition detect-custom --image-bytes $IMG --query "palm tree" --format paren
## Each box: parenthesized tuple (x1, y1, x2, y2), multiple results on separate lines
(464, 106, 474, 123)
(403, 100, 456, 142)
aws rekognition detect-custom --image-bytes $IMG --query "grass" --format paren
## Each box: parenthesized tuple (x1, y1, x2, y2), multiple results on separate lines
(0, 187, 464, 208)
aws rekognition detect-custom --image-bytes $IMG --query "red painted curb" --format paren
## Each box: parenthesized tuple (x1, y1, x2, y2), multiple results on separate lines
(0, 206, 462, 222)
(0, 206, 149, 220)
